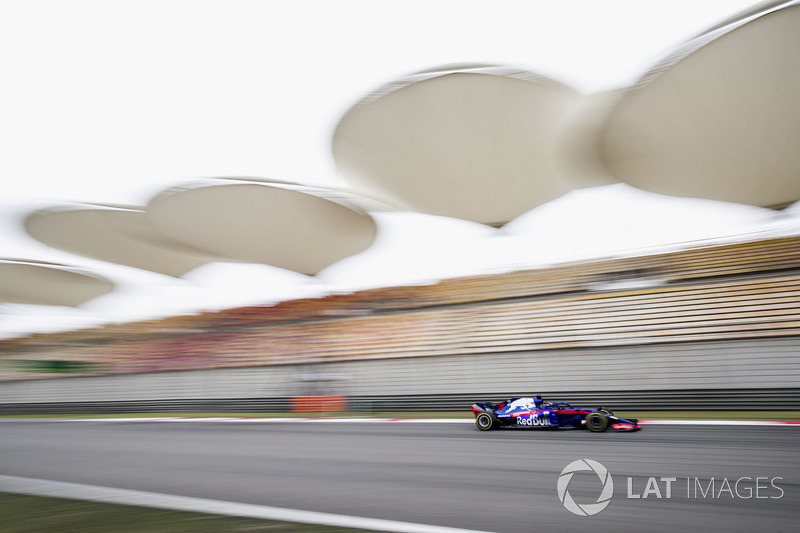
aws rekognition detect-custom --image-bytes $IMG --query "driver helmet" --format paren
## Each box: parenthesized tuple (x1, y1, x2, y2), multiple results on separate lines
(533, 395, 544, 408)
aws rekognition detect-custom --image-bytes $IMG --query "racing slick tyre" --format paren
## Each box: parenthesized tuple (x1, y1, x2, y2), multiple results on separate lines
(585, 412, 609, 432)
(475, 412, 496, 431)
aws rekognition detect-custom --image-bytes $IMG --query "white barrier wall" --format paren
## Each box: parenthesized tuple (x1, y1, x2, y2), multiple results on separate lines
(1, 337, 799, 403)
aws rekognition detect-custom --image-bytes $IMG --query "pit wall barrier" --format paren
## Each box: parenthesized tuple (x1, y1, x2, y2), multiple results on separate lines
(1, 337, 799, 411)
(1, 388, 799, 414)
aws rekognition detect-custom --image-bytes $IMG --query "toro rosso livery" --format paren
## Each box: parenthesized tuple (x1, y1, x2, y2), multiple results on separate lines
(470, 395, 640, 432)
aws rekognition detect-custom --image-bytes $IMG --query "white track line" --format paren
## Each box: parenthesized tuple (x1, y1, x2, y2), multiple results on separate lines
(1, 417, 475, 424)
(0, 474, 494, 533)
(639, 419, 800, 426)
(1, 417, 798, 425)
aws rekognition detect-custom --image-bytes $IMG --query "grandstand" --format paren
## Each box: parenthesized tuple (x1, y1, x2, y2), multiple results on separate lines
(1, 233, 799, 389)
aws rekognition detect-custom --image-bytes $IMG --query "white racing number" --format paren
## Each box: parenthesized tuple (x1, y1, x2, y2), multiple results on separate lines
(517, 413, 550, 426)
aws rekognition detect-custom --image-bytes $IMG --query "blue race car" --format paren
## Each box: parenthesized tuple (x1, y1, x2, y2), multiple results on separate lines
(470, 395, 640, 432)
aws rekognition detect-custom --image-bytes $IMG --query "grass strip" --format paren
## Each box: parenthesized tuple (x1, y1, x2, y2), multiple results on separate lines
(0, 492, 372, 533)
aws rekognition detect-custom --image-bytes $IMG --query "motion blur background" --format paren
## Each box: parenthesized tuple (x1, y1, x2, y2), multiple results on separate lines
(1, 2, 800, 531)
(1, 0, 798, 412)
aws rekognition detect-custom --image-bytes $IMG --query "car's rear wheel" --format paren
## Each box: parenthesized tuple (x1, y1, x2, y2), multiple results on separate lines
(585, 412, 609, 432)
(476, 412, 495, 431)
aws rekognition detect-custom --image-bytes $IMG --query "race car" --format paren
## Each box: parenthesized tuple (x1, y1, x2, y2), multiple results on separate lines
(470, 396, 640, 432)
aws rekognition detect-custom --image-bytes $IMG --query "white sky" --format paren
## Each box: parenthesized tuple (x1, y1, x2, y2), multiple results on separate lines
(1, 0, 798, 338)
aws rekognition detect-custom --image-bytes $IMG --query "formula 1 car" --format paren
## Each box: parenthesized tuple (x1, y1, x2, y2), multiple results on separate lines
(470, 396, 640, 432)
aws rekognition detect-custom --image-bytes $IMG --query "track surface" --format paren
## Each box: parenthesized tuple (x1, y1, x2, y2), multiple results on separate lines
(1, 421, 798, 532)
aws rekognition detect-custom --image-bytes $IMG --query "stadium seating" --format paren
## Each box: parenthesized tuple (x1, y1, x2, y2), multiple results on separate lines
(1, 234, 799, 380)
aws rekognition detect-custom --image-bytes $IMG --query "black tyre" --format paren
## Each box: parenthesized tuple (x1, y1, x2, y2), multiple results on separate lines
(475, 412, 495, 431)
(585, 412, 609, 432)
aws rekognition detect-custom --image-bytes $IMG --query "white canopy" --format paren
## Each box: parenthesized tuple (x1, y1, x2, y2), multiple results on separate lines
(26, 205, 216, 277)
(333, 64, 582, 226)
(147, 180, 378, 276)
(600, 0, 800, 209)
(0, 259, 113, 307)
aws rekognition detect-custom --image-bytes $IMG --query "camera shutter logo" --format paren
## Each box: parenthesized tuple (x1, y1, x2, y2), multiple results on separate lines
(557, 459, 614, 516)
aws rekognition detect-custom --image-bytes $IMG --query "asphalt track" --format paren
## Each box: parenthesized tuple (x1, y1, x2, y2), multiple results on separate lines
(0, 420, 798, 533)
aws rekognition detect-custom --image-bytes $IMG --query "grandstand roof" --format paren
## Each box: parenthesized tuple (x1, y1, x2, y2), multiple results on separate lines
(0, 259, 114, 307)
(554, 92, 622, 190)
(332, 64, 581, 226)
(4, 1, 796, 339)
(147, 180, 378, 276)
(25, 205, 216, 277)
(600, 0, 800, 209)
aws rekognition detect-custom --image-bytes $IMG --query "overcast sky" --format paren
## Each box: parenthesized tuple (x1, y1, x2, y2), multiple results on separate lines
(2, 0, 797, 338)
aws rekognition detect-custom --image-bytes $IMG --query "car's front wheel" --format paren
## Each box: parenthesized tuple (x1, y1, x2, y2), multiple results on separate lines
(475, 412, 495, 431)
(585, 412, 609, 432)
